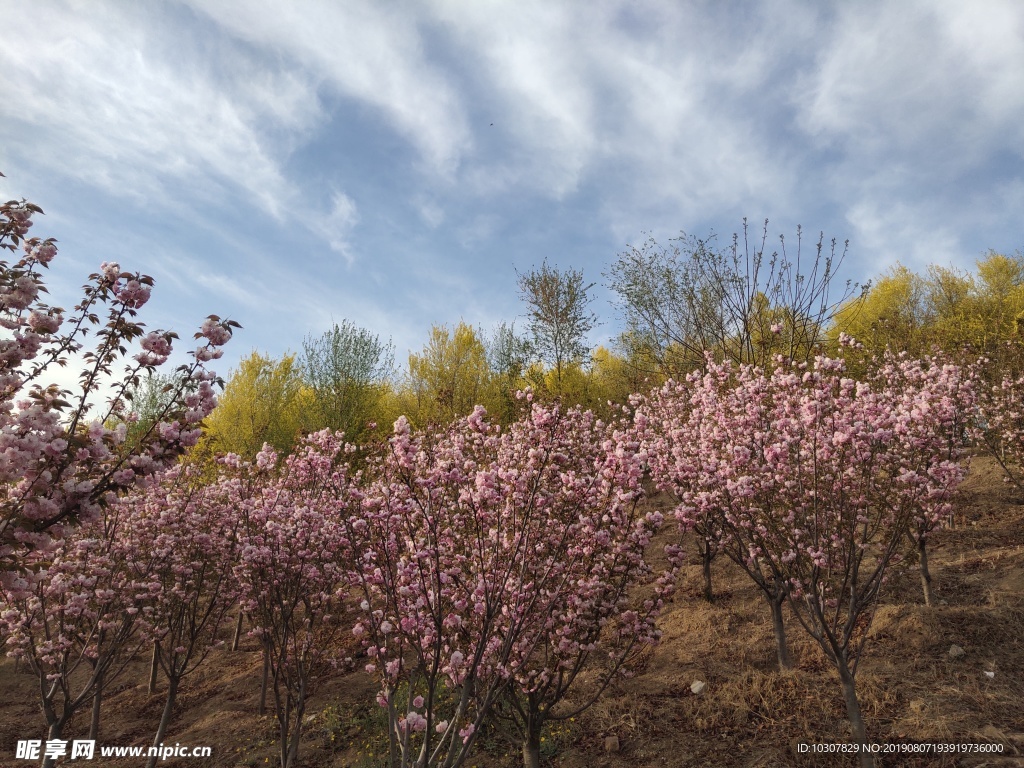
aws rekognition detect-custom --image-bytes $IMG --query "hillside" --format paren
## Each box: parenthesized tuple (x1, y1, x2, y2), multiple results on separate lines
(1, 455, 1022, 768)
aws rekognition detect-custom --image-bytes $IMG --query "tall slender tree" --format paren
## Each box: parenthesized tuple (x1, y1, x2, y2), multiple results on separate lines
(301, 320, 393, 442)
(516, 260, 597, 395)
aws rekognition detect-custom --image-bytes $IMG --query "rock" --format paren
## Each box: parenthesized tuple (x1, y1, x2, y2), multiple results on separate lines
(691, 680, 707, 695)
(948, 644, 966, 659)
(604, 735, 620, 753)
(984, 670, 996, 679)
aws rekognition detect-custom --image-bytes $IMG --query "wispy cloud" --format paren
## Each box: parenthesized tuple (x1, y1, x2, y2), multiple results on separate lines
(0, 2, 321, 218)
(183, 0, 472, 177)
(801, 0, 1024, 165)
(310, 192, 360, 263)
(794, 0, 1024, 276)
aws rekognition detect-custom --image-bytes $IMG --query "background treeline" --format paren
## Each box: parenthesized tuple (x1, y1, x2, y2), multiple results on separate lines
(180, 221, 1024, 461)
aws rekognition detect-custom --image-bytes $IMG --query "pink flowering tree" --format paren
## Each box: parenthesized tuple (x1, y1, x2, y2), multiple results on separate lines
(641, 349, 970, 765)
(977, 363, 1024, 488)
(637, 360, 800, 669)
(347, 401, 677, 768)
(118, 459, 243, 768)
(633, 367, 734, 603)
(867, 350, 977, 606)
(346, 409, 510, 768)
(0, 185, 236, 579)
(233, 431, 362, 768)
(489, 411, 678, 768)
(0, 507, 158, 768)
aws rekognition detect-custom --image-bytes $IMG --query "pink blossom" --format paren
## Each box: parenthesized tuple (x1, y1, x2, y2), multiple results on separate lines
(636, 350, 973, 690)
(0, 186, 232, 582)
(115, 279, 151, 308)
(31, 241, 57, 265)
(27, 311, 61, 334)
(199, 317, 232, 346)
(346, 402, 674, 766)
(140, 331, 171, 357)
(99, 261, 120, 282)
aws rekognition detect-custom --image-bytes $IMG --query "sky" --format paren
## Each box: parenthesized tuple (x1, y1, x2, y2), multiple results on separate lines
(2, 0, 1024, 383)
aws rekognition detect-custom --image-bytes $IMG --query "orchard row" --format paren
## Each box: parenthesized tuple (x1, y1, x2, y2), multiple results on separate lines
(3, 186, 1023, 768)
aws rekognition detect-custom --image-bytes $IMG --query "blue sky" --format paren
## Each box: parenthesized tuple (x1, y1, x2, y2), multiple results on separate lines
(2, 0, 1023, 382)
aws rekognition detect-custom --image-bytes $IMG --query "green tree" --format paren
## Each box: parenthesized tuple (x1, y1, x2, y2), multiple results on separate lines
(925, 253, 1024, 373)
(924, 264, 977, 354)
(962, 253, 1024, 355)
(836, 253, 1024, 369)
(301, 320, 393, 443)
(483, 322, 531, 424)
(587, 345, 642, 412)
(830, 264, 930, 358)
(517, 260, 598, 395)
(110, 372, 180, 446)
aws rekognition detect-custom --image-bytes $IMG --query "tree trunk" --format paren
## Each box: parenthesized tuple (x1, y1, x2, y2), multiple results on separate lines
(40, 720, 64, 768)
(522, 739, 541, 768)
(146, 674, 180, 768)
(918, 536, 933, 607)
(701, 539, 714, 602)
(521, 707, 542, 768)
(89, 666, 104, 741)
(769, 591, 793, 671)
(275, 682, 289, 768)
(284, 699, 304, 768)
(148, 641, 160, 695)
(259, 644, 271, 716)
(837, 659, 874, 768)
(231, 612, 244, 651)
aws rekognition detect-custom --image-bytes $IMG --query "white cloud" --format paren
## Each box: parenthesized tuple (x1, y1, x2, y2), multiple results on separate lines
(415, 197, 445, 229)
(432, 2, 602, 197)
(454, 214, 499, 252)
(430, 0, 820, 231)
(5, 0, 1023, 364)
(845, 198, 964, 278)
(0, 2, 322, 217)
(182, 0, 471, 177)
(799, 0, 1024, 165)
(311, 192, 360, 263)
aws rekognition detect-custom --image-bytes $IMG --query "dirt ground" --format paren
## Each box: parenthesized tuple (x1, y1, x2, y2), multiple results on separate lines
(1, 455, 1022, 768)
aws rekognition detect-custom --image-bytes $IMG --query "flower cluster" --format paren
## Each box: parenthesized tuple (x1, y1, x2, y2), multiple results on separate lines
(0, 510, 155, 749)
(978, 366, 1024, 487)
(0, 189, 236, 582)
(347, 403, 676, 767)
(640, 354, 972, 617)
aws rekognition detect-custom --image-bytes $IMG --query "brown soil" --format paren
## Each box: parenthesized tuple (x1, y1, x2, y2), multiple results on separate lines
(2, 456, 1022, 768)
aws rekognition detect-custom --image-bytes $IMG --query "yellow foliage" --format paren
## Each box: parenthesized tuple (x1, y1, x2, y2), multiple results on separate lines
(831, 264, 929, 356)
(199, 351, 306, 460)
(831, 253, 1024, 374)
(403, 322, 492, 427)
